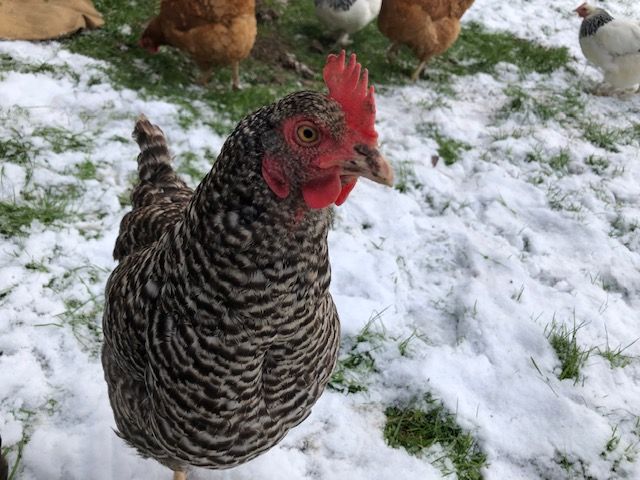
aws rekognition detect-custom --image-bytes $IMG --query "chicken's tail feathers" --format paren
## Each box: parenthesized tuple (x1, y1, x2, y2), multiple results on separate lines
(132, 114, 174, 183)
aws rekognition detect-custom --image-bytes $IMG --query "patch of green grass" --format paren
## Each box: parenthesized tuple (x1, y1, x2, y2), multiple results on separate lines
(417, 123, 471, 166)
(436, 22, 571, 77)
(499, 85, 585, 123)
(59, 296, 104, 355)
(609, 213, 639, 242)
(548, 150, 570, 172)
(546, 187, 583, 215)
(25, 260, 49, 273)
(554, 452, 597, 480)
(35, 292, 104, 356)
(328, 314, 386, 394)
(33, 127, 93, 154)
(597, 332, 637, 369)
(526, 148, 570, 175)
(437, 134, 471, 166)
(393, 159, 423, 193)
(74, 160, 98, 180)
(0, 187, 77, 237)
(3, 398, 60, 480)
(545, 318, 592, 382)
(0, 53, 80, 82)
(585, 155, 610, 175)
(583, 123, 623, 152)
(0, 135, 36, 165)
(385, 394, 487, 480)
(176, 150, 216, 182)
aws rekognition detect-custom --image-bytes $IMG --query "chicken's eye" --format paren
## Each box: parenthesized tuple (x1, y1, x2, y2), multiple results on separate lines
(295, 124, 320, 145)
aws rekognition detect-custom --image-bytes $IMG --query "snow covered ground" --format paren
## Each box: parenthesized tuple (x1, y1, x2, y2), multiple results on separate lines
(1, 0, 640, 479)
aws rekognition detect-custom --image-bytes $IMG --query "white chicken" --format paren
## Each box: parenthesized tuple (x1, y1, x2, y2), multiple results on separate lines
(576, 2, 640, 93)
(315, 0, 382, 46)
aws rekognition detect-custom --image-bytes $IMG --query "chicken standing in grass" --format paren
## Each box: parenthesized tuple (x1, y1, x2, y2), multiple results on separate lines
(102, 51, 393, 480)
(314, 0, 382, 46)
(575, 2, 640, 94)
(140, 0, 256, 90)
(378, 0, 474, 81)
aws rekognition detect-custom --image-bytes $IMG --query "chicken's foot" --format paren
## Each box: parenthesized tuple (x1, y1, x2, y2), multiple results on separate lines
(334, 31, 352, 47)
(411, 60, 428, 82)
(196, 68, 212, 86)
(173, 471, 187, 480)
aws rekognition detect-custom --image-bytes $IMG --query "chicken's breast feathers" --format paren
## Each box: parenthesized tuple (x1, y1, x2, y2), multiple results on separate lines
(594, 19, 640, 57)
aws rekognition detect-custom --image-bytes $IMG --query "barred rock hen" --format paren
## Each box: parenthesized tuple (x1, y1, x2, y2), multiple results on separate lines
(140, 0, 256, 89)
(102, 52, 393, 480)
(0, 435, 7, 480)
(378, 0, 475, 81)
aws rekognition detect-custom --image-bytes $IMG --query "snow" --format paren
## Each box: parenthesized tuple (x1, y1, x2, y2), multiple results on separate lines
(2, 1, 640, 479)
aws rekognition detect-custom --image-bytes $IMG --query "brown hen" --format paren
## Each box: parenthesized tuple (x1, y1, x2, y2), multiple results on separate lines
(140, 0, 257, 89)
(378, 0, 474, 81)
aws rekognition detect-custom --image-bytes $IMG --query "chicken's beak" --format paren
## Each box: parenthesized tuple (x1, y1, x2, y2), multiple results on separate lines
(342, 144, 394, 187)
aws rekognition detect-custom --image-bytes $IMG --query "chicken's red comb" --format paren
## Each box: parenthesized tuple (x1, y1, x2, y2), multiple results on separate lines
(323, 51, 378, 141)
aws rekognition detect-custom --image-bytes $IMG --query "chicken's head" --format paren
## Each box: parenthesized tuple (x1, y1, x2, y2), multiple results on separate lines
(261, 51, 393, 210)
(575, 3, 596, 18)
(139, 18, 164, 54)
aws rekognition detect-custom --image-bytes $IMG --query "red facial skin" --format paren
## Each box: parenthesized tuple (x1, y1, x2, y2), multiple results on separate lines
(139, 36, 160, 54)
(262, 116, 367, 210)
(575, 3, 590, 18)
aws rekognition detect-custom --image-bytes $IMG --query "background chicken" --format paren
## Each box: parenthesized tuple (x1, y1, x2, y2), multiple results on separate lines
(314, 0, 382, 46)
(102, 52, 393, 480)
(378, 0, 475, 81)
(140, 0, 256, 90)
(0, 435, 7, 480)
(576, 2, 640, 93)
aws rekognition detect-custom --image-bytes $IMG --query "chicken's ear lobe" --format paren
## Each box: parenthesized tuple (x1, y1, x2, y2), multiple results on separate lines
(323, 51, 378, 142)
(262, 156, 290, 199)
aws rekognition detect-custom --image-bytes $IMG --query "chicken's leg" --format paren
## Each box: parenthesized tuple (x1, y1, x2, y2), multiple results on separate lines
(231, 62, 241, 91)
(386, 43, 400, 63)
(196, 68, 212, 86)
(335, 31, 352, 47)
(173, 471, 187, 480)
(411, 60, 428, 82)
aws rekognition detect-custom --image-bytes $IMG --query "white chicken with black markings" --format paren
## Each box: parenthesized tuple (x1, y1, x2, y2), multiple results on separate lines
(315, 0, 382, 46)
(576, 2, 640, 93)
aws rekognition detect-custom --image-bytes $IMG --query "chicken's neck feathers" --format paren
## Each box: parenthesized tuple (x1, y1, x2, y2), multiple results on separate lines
(580, 9, 614, 37)
(314, 0, 357, 10)
(158, 111, 332, 325)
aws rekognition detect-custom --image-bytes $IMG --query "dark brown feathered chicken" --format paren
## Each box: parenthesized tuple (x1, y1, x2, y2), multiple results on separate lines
(140, 0, 257, 89)
(378, 0, 474, 81)
(102, 52, 393, 480)
(0, 435, 8, 480)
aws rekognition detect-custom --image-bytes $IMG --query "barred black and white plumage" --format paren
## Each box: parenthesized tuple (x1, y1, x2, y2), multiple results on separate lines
(0, 434, 8, 480)
(102, 52, 393, 480)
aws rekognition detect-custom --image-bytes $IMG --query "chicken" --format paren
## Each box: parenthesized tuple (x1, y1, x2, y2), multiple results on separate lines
(314, 0, 382, 46)
(378, 0, 475, 81)
(0, 435, 7, 480)
(575, 3, 640, 93)
(102, 51, 393, 480)
(139, 0, 257, 90)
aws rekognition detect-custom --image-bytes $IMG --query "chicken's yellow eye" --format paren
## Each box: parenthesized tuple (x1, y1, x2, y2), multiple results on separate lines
(296, 124, 319, 144)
